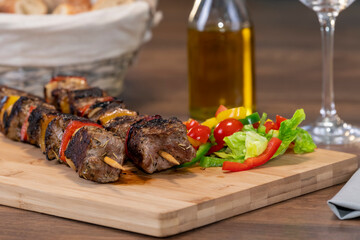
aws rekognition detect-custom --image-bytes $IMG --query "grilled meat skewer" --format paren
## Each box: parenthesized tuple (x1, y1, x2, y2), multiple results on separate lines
(0, 91, 125, 183)
(44, 76, 196, 173)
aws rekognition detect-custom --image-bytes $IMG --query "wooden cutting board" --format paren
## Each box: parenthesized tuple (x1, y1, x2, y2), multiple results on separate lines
(0, 136, 358, 237)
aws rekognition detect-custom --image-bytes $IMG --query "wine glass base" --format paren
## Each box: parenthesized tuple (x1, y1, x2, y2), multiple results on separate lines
(302, 115, 360, 145)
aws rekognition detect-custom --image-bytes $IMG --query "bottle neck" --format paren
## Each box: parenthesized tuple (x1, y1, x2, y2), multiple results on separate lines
(189, 0, 250, 31)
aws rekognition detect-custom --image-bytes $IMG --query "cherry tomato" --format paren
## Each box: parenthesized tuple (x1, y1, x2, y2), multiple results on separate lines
(215, 105, 228, 117)
(213, 118, 243, 145)
(183, 118, 200, 131)
(187, 125, 211, 144)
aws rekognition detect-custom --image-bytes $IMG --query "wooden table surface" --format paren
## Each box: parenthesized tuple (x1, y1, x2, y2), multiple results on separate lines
(1, 0, 360, 239)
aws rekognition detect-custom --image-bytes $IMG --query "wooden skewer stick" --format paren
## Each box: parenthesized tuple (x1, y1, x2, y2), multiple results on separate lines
(159, 150, 180, 165)
(65, 157, 77, 171)
(104, 156, 126, 171)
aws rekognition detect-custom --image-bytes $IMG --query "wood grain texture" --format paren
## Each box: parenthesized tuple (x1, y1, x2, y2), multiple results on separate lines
(0, 135, 358, 237)
(2, 0, 360, 239)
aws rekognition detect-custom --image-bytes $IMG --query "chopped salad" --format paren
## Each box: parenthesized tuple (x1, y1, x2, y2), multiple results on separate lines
(180, 106, 317, 172)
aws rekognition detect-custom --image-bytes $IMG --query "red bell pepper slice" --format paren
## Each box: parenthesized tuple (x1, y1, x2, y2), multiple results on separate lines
(207, 142, 224, 155)
(222, 137, 282, 172)
(20, 106, 36, 142)
(275, 115, 287, 129)
(50, 76, 87, 83)
(78, 96, 114, 117)
(59, 121, 103, 162)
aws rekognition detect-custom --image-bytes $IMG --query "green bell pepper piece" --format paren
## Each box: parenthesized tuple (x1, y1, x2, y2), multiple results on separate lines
(240, 112, 261, 125)
(176, 142, 212, 168)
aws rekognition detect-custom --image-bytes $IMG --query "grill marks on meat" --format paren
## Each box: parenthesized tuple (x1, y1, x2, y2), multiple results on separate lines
(43, 77, 197, 174)
(0, 86, 126, 183)
(44, 76, 88, 105)
(45, 114, 91, 161)
(65, 126, 125, 183)
(27, 105, 57, 146)
(51, 87, 107, 114)
(104, 115, 144, 140)
(127, 117, 196, 173)
(0, 85, 42, 100)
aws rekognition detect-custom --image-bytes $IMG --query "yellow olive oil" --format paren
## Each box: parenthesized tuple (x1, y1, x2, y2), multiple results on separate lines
(188, 27, 255, 121)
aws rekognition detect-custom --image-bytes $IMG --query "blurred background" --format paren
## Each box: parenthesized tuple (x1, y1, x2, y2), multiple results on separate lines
(123, 0, 360, 123)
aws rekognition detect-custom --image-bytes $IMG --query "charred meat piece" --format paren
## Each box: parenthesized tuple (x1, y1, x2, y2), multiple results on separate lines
(68, 87, 108, 115)
(45, 114, 92, 161)
(65, 126, 125, 183)
(104, 115, 144, 140)
(44, 76, 88, 105)
(127, 117, 196, 173)
(0, 85, 42, 100)
(72, 97, 116, 117)
(3, 97, 43, 141)
(27, 104, 58, 146)
(50, 88, 71, 113)
(51, 87, 107, 114)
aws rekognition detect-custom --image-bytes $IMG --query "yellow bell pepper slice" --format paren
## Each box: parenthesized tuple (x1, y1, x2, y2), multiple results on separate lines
(187, 136, 202, 147)
(60, 97, 71, 114)
(39, 115, 56, 153)
(216, 106, 246, 122)
(201, 117, 218, 129)
(0, 95, 20, 125)
(99, 109, 137, 125)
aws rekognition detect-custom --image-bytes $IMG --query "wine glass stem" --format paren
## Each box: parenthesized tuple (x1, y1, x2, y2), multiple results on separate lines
(317, 12, 338, 119)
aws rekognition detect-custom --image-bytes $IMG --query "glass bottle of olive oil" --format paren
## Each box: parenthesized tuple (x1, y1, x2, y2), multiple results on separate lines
(188, 0, 255, 121)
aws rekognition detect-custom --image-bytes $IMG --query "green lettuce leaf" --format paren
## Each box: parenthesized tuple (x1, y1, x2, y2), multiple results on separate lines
(222, 131, 268, 160)
(244, 131, 268, 159)
(293, 128, 317, 153)
(223, 131, 246, 158)
(273, 109, 306, 158)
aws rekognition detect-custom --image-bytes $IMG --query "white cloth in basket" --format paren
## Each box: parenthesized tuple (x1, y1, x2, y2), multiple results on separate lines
(0, 1, 152, 67)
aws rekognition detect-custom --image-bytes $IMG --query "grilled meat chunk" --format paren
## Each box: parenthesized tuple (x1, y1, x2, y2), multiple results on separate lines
(127, 117, 196, 173)
(45, 114, 91, 160)
(3, 97, 43, 141)
(27, 104, 57, 146)
(44, 76, 88, 105)
(104, 115, 144, 140)
(0, 85, 42, 100)
(51, 87, 107, 114)
(65, 126, 125, 183)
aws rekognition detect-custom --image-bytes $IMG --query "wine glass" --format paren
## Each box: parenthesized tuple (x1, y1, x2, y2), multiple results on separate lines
(299, 0, 360, 144)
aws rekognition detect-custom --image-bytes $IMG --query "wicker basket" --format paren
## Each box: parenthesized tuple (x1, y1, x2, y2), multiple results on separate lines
(0, 1, 158, 96)
(0, 51, 137, 96)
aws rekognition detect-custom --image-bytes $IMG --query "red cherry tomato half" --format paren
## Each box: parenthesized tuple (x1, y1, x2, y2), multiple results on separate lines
(187, 125, 211, 144)
(215, 105, 228, 117)
(213, 118, 243, 145)
(183, 118, 200, 131)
